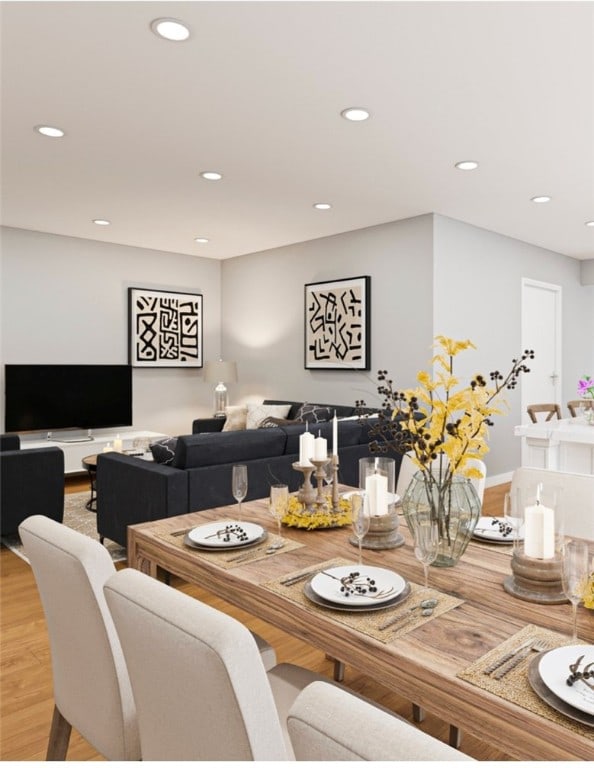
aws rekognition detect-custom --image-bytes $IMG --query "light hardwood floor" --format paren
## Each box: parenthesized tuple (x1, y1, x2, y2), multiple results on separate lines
(0, 476, 512, 761)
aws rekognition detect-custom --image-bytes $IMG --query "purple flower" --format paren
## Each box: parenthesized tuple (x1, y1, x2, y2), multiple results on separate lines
(578, 376, 594, 397)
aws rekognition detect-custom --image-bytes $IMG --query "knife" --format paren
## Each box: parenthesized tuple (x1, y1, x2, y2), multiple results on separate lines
(280, 567, 322, 586)
(492, 647, 532, 679)
(483, 639, 532, 675)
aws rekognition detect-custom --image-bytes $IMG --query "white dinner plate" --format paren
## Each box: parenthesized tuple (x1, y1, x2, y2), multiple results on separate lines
(309, 565, 406, 606)
(538, 644, 594, 716)
(472, 516, 523, 542)
(341, 490, 400, 507)
(187, 521, 264, 548)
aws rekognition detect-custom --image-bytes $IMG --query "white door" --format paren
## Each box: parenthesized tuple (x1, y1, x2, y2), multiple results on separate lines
(521, 279, 562, 427)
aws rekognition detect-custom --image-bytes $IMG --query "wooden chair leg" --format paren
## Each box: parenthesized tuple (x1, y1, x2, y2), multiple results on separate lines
(412, 703, 425, 722)
(46, 705, 71, 760)
(333, 660, 345, 682)
(449, 724, 462, 749)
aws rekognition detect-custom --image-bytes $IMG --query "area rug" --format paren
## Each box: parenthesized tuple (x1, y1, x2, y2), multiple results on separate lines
(1, 492, 127, 564)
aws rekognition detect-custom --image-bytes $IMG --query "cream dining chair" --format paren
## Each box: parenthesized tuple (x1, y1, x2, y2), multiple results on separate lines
(103, 567, 332, 760)
(287, 680, 474, 761)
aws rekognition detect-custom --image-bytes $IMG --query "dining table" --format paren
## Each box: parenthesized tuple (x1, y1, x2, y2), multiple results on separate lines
(127, 492, 594, 761)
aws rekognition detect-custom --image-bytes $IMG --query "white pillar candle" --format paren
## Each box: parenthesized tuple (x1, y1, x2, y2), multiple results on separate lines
(524, 504, 555, 559)
(113, 434, 123, 452)
(314, 432, 327, 461)
(332, 412, 338, 456)
(365, 472, 388, 516)
(299, 427, 315, 466)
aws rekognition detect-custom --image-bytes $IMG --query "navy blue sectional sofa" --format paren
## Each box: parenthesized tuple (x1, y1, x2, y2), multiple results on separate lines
(96, 400, 403, 548)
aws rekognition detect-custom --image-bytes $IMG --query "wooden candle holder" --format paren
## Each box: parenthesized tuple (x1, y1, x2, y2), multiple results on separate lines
(503, 550, 567, 604)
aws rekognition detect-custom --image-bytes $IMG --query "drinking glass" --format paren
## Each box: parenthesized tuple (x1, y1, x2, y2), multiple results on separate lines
(412, 516, 439, 588)
(269, 484, 289, 549)
(232, 465, 248, 521)
(350, 491, 370, 565)
(561, 540, 589, 640)
(503, 491, 523, 551)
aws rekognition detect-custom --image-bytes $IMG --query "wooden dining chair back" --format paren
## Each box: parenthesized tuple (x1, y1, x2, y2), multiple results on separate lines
(527, 403, 562, 423)
(103, 567, 330, 760)
(18, 515, 141, 761)
(287, 681, 474, 761)
(567, 400, 592, 418)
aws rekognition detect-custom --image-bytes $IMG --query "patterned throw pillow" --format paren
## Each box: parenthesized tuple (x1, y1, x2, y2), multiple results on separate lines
(258, 417, 297, 429)
(245, 403, 291, 429)
(295, 403, 333, 424)
(149, 437, 178, 465)
(222, 405, 248, 432)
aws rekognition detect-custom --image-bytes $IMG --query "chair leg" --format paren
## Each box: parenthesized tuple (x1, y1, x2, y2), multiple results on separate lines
(449, 724, 462, 749)
(412, 703, 425, 722)
(333, 660, 345, 682)
(46, 705, 71, 760)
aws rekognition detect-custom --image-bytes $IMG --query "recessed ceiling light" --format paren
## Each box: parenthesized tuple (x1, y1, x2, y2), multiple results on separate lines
(455, 160, 479, 171)
(35, 125, 65, 138)
(341, 107, 370, 122)
(585, 221, 594, 228)
(93, 219, 110, 226)
(194, 237, 209, 243)
(150, 18, 190, 41)
(313, 203, 332, 210)
(531, 196, 551, 203)
(200, 171, 223, 181)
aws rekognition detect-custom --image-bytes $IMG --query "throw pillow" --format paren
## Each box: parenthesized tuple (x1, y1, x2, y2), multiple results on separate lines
(222, 405, 248, 432)
(295, 403, 333, 424)
(258, 416, 298, 429)
(246, 403, 291, 429)
(149, 437, 178, 465)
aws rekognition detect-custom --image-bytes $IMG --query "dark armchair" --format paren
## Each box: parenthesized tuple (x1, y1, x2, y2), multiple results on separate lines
(0, 435, 65, 535)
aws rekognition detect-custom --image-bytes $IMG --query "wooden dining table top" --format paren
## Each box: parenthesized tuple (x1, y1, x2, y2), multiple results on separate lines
(127, 495, 594, 761)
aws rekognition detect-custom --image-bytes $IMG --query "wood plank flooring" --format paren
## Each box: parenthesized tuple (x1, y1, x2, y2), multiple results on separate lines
(0, 476, 512, 761)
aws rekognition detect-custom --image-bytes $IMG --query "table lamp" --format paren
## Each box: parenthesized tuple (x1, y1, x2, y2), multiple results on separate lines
(204, 359, 238, 418)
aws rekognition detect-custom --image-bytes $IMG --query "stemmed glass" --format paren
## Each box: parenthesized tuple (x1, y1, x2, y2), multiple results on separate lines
(561, 539, 589, 640)
(412, 515, 439, 588)
(269, 484, 289, 550)
(232, 465, 248, 521)
(350, 491, 370, 565)
(503, 491, 523, 550)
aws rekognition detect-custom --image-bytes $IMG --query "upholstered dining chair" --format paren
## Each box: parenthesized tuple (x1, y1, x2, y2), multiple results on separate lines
(18, 515, 141, 761)
(103, 567, 332, 760)
(287, 680, 474, 761)
(527, 403, 562, 423)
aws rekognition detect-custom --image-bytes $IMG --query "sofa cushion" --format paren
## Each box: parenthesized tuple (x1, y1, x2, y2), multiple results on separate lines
(295, 403, 333, 424)
(280, 420, 363, 456)
(262, 400, 355, 420)
(173, 429, 287, 469)
(246, 403, 291, 429)
(149, 436, 178, 464)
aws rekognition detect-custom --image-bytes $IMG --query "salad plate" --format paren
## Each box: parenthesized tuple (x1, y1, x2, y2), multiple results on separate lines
(537, 645, 594, 716)
(309, 565, 406, 606)
(304, 579, 411, 613)
(472, 516, 523, 543)
(187, 521, 265, 548)
(528, 654, 594, 726)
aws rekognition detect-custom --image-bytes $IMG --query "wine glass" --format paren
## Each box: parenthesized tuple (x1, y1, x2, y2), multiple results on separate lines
(232, 465, 248, 521)
(269, 484, 289, 549)
(503, 491, 523, 550)
(412, 516, 439, 589)
(561, 539, 589, 640)
(350, 491, 370, 565)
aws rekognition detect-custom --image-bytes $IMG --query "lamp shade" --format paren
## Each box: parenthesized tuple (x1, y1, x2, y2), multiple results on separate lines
(203, 360, 237, 384)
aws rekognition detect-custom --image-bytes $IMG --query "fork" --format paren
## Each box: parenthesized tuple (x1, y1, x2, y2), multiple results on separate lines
(492, 638, 551, 679)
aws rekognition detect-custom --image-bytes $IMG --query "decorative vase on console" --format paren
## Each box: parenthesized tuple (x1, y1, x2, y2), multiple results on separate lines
(358, 336, 534, 567)
(577, 375, 594, 425)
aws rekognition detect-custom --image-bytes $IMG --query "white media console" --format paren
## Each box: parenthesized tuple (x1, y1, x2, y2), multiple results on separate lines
(19, 430, 167, 474)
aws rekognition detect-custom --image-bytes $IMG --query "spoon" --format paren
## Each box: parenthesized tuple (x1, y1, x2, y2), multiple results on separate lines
(378, 598, 438, 630)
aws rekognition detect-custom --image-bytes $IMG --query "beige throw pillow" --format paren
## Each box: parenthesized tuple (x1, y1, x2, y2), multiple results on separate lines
(222, 405, 248, 431)
(246, 403, 291, 430)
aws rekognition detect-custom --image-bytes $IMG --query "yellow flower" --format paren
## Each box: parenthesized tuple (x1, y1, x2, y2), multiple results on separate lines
(583, 573, 594, 610)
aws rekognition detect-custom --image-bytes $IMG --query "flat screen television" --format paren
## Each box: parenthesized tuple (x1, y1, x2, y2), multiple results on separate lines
(4, 364, 133, 433)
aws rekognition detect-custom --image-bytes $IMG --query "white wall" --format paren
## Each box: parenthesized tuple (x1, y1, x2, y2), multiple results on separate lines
(0, 227, 222, 436)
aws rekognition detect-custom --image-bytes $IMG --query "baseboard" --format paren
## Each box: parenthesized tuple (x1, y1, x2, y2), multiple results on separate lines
(485, 471, 513, 488)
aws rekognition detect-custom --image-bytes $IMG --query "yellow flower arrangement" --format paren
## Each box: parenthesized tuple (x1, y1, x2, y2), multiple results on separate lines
(282, 494, 352, 530)
(583, 571, 594, 610)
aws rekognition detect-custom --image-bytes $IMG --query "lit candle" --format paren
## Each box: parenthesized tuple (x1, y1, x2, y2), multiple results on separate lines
(113, 434, 123, 452)
(524, 503, 555, 559)
(314, 431, 327, 461)
(365, 472, 388, 516)
(332, 411, 338, 456)
(299, 425, 315, 466)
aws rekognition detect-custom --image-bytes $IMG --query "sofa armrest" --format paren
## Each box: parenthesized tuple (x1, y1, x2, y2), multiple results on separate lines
(96, 453, 188, 548)
(192, 417, 226, 434)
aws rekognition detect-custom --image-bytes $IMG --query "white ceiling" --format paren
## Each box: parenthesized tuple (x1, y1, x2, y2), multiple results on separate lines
(1, 1, 593, 261)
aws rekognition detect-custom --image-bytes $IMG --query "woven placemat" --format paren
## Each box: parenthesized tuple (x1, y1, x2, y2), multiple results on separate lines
(155, 527, 304, 569)
(457, 624, 593, 738)
(262, 558, 463, 644)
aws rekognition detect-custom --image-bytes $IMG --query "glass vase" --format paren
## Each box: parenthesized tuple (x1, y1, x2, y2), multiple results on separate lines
(401, 471, 481, 567)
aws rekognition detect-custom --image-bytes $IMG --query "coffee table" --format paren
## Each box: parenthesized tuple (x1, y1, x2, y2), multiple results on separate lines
(127, 497, 593, 760)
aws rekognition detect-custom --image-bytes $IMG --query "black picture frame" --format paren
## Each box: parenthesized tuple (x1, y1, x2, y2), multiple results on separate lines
(304, 275, 370, 370)
(128, 287, 203, 367)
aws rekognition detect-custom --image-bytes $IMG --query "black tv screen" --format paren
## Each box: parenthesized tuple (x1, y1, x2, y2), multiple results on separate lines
(4, 365, 133, 432)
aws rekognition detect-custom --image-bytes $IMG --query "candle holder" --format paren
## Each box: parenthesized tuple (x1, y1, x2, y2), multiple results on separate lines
(292, 455, 343, 515)
(502, 483, 566, 603)
(353, 457, 404, 550)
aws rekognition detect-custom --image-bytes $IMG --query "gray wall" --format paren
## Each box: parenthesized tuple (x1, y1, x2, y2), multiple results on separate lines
(0, 226, 222, 435)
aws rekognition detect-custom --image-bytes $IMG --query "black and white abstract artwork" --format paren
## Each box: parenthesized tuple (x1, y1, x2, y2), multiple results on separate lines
(304, 275, 370, 370)
(129, 288, 203, 367)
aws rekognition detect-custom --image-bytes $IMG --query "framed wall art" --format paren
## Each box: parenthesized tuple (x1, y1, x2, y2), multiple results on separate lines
(304, 275, 370, 370)
(128, 287, 203, 367)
